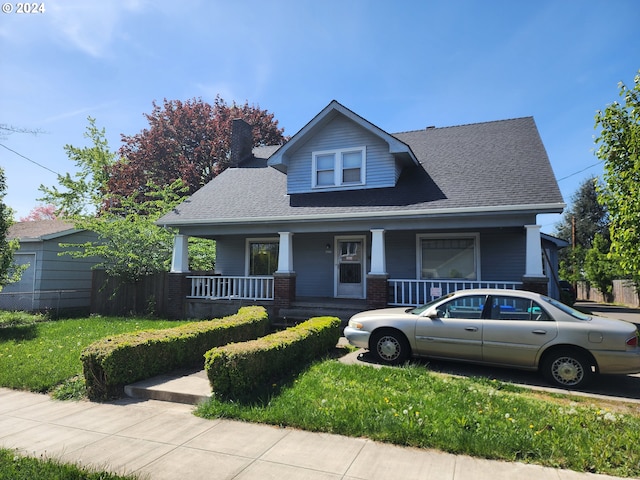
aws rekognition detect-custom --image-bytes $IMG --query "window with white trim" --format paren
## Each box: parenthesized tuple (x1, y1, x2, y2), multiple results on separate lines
(312, 147, 366, 188)
(417, 234, 479, 280)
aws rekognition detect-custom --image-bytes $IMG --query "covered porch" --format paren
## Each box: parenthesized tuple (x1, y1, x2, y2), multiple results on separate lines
(166, 225, 548, 320)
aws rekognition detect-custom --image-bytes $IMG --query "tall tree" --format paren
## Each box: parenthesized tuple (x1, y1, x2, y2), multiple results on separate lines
(38, 117, 116, 216)
(555, 176, 609, 284)
(595, 71, 640, 289)
(108, 96, 286, 202)
(555, 176, 608, 249)
(0, 167, 23, 290)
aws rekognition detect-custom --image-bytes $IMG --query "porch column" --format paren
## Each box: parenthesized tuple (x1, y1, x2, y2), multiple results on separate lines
(369, 229, 387, 275)
(170, 234, 189, 273)
(276, 232, 294, 273)
(367, 228, 389, 309)
(274, 232, 296, 312)
(523, 224, 548, 295)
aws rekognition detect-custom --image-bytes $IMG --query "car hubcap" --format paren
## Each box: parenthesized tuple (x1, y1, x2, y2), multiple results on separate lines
(377, 336, 400, 361)
(551, 357, 583, 386)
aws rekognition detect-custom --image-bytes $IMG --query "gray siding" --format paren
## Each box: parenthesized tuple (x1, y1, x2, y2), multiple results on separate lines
(215, 236, 248, 275)
(293, 233, 337, 297)
(286, 115, 397, 194)
(0, 230, 99, 312)
(479, 229, 525, 282)
(38, 231, 96, 292)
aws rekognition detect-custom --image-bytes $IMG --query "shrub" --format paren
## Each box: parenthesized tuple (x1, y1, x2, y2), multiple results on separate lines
(81, 306, 269, 400)
(205, 316, 340, 400)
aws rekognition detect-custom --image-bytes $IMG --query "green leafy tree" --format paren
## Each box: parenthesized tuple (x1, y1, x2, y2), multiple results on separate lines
(595, 71, 640, 291)
(0, 167, 24, 290)
(583, 234, 620, 302)
(60, 180, 216, 283)
(558, 244, 586, 286)
(60, 181, 187, 283)
(555, 176, 609, 284)
(38, 117, 116, 216)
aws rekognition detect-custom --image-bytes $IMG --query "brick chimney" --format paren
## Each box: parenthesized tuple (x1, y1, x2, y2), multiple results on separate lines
(230, 118, 253, 167)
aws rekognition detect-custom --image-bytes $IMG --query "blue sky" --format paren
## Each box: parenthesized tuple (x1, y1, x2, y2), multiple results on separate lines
(0, 0, 638, 232)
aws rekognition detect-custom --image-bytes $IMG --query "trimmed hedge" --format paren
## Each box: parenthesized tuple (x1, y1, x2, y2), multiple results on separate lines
(81, 306, 269, 400)
(204, 316, 341, 400)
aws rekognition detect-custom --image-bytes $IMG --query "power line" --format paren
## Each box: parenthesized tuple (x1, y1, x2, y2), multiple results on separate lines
(557, 161, 602, 182)
(0, 143, 60, 176)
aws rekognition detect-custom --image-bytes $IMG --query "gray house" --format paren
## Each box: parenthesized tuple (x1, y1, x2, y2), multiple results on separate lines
(158, 101, 565, 320)
(1, 220, 97, 315)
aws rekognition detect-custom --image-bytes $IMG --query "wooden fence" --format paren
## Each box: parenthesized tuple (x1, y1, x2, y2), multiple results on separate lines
(91, 270, 169, 316)
(576, 280, 640, 308)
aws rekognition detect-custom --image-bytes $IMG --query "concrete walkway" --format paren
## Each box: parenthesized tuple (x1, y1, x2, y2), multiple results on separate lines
(0, 387, 628, 480)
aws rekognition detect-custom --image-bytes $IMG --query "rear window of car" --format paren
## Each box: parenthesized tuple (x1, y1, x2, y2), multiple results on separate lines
(542, 296, 591, 321)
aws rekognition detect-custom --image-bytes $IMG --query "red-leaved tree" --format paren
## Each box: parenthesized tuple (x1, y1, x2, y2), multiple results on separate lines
(107, 96, 286, 202)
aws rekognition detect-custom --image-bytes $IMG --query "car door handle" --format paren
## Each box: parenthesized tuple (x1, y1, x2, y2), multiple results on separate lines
(465, 327, 478, 332)
(532, 330, 547, 335)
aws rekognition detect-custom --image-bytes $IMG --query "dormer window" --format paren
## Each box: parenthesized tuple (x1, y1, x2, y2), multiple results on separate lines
(312, 146, 366, 188)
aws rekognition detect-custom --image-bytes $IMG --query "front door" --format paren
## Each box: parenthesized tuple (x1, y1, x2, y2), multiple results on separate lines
(335, 237, 365, 298)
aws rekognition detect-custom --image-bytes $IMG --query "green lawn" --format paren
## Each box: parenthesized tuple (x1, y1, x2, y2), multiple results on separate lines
(0, 448, 138, 480)
(1, 311, 640, 478)
(196, 361, 640, 478)
(0, 312, 188, 395)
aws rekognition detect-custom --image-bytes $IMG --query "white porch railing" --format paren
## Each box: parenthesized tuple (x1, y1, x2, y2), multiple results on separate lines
(187, 275, 274, 301)
(388, 279, 523, 307)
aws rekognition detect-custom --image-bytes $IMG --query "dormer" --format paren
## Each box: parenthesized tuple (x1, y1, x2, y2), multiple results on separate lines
(268, 101, 418, 194)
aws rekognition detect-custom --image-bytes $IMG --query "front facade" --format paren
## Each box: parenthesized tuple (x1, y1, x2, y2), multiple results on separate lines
(159, 101, 565, 319)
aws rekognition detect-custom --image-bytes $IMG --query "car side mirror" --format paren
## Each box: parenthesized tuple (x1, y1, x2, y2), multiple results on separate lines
(425, 308, 440, 319)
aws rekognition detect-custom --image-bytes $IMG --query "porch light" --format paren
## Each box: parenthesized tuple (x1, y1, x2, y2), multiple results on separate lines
(325, 243, 332, 253)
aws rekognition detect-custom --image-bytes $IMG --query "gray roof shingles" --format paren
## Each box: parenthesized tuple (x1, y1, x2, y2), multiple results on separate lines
(8, 219, 77, 241)
(159, 117, 564, 225)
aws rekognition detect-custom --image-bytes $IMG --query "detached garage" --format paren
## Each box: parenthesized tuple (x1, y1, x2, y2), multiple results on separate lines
(1, 220, 98, 316)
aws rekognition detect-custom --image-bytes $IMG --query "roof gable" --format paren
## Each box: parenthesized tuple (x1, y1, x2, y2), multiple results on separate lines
(268, 100, 418, 174)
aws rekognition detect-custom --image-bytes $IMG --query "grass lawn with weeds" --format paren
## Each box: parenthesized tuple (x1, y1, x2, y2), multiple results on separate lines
(0, 311, 188, 397)
(0, 448, 138, 480)
(197, 360, 640, 478)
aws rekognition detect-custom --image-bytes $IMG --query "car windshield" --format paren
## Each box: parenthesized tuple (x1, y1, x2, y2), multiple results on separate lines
(409, 293, 455, 315)
(542, 296, 591, 321)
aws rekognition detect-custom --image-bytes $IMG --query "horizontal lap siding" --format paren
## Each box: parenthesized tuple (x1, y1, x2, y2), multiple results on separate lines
(293, 233, 335, 297)
(215, 236, 247, 275)
(479, 228, 525, 281)
(287, 116, 397, 194)
(386, 231, 417, 278)
(38, 232, 97, 292)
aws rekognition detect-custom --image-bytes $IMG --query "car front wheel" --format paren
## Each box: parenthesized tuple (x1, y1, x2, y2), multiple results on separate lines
(541, 349, 594, 388)
(371, 330, 410, 365)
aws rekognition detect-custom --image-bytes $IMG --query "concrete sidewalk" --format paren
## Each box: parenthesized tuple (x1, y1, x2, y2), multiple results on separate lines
(0, 387, 628, 480)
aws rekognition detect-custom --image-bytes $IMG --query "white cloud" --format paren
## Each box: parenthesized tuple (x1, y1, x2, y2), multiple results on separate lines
(47, 0, 146, 57)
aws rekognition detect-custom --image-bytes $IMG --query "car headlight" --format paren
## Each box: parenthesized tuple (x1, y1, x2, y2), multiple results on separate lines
(349, 320, 364, 329)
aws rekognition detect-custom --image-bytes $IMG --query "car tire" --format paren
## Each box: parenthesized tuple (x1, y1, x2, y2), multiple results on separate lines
(371, 330, 410, 365)
(541, 349, 594, 388)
